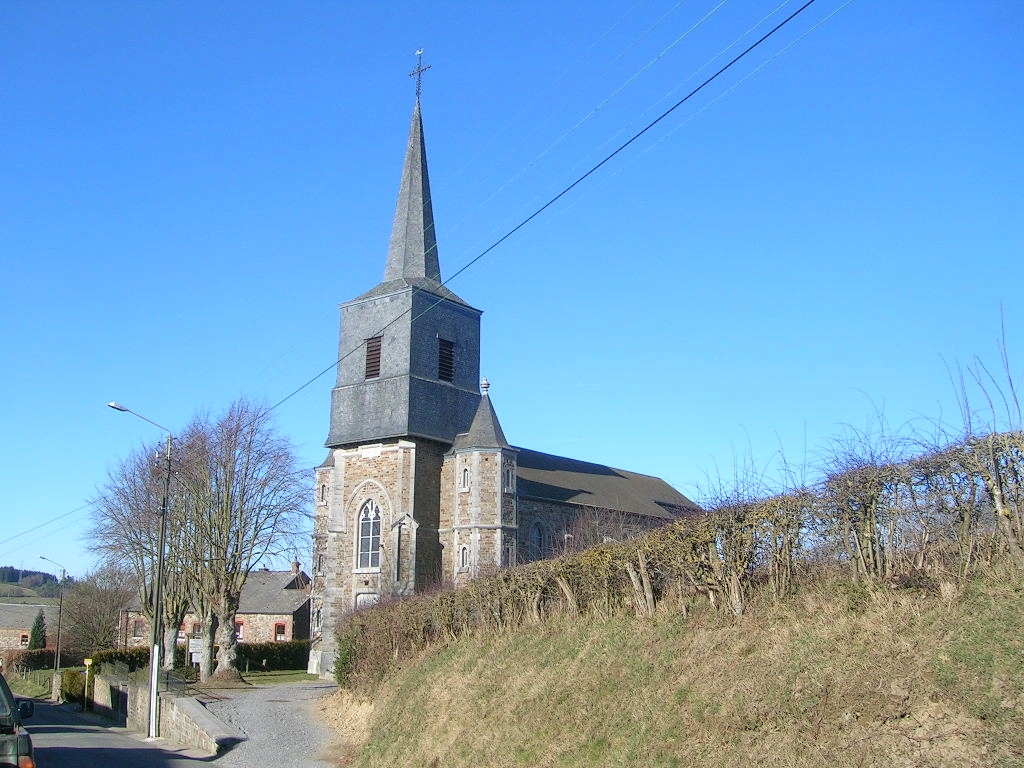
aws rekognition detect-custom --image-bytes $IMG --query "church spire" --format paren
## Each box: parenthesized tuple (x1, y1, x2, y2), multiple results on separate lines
(383, 51, 439, 285)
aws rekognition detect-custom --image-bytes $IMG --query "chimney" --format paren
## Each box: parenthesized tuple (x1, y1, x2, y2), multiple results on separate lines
(291, 560, 300, 575)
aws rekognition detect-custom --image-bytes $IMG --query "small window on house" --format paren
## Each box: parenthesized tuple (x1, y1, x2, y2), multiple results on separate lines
(20, 634, 29, 648)
(460, 545, 470, 569)
(275, 623, 287, 642)
(438, 338, 454, 382)
(314, 608, 322, 631)
(177, 626, 186, 640)
(364, 336, 382, 379)
(357, 499, 382, 569)
(235, 621, 244, 641)
(192, 623, 201, 637)
(319, 484, 327, 503)
(132, 620, 144, 639)
(504, 466, 515, 493)
(460, 467, 470, 491)
(316, 553, 325, 574)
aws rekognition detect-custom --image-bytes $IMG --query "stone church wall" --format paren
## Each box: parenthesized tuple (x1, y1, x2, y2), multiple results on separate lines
(312, 439, 451, 675)
(439, 449, 512, 587)
(516, 499, 665, 562)
(412, 440, 445, 591)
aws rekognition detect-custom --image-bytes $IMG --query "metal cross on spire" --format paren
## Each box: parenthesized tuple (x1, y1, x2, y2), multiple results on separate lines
(409, 48, 431, 98)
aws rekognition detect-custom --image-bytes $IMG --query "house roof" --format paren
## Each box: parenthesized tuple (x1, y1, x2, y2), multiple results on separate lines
(514, 448, 699, 521)
(0, 603, 60, 631)
(125, 569, 310, 617)
(238, 569, 310, 616)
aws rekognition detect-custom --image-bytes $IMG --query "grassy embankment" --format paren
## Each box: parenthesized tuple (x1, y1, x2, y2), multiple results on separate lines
(7, 673, 50, 699)
(320, 566, 1023, 768)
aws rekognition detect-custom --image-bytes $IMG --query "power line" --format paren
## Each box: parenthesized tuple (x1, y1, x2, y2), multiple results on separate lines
(270, 0, 822, 414)
(21, 2, 831, 564)
(558, 0, 854, 216)
(0, 504, 91, 549)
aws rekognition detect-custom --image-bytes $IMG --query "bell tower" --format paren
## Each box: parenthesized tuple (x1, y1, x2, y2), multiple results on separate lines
(325, 95, 482, 449)
(309, 60, 482, 676)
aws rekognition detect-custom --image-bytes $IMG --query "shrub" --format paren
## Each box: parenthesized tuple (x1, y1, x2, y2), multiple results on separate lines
(60, 668, 91, 702)
(334, 628, 359, 687)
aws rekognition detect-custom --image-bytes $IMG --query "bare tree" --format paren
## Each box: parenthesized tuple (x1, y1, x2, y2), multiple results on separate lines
(91, 443, 187, 668)
(816, 415, 911, 583)
(174, 400, 309, 680)
(563, 506, 653, 554)
(756, 490, 810, 599)
(949, 324, 1024, 569)
(93, 398, 309, 681)
(62, 565, 135, 654)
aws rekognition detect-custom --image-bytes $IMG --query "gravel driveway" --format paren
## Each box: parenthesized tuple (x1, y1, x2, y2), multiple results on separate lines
(203, 680, 338, 767)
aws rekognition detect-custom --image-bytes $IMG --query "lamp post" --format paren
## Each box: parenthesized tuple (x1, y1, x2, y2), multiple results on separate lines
(37, 555, 66, 699)
(107, 401, 172, 740)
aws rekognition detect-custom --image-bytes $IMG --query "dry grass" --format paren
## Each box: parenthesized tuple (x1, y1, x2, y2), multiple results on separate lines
(317, 566, 1023, 767)
(318, 689, 375, 764)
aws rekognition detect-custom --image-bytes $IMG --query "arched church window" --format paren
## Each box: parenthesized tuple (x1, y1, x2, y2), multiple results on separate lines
(319, 484, 327, 503)
(461, 467, 470, 490)
(530, 522, 546, 558)
(357, 500, 382, 569)
(460, 545, 470, 569)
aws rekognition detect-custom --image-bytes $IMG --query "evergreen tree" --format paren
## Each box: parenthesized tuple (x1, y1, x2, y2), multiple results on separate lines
(28, 609, 46, 650)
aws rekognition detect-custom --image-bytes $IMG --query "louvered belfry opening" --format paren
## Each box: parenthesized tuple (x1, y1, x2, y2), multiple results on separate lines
(438, 337, 454, 382)
(365, 336, 382, 379)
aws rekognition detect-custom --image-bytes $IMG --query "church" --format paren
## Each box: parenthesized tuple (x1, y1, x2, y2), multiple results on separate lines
(307, 86, 697, 676)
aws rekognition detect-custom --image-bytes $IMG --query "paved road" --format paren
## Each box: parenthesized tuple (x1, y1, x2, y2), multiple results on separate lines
(26, 700, 212, 767)
(203, 681, 338, 768)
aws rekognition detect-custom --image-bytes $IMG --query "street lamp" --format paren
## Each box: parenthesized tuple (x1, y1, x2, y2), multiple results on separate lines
(37, 555, 66, 698)
(107, 401, 172, 740)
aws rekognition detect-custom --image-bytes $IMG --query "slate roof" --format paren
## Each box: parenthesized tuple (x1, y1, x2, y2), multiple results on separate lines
(123, 570, 311, 616)
(238, 570, 310, 616)
(515, 448, 699, 521)
(452, 387, 511, 451)
(0, 604, 60, 631)
(354, 98, 469, 308)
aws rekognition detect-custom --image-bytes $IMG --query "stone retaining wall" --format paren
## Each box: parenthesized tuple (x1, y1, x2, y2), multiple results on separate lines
(93, 666, 244, 755)
(160, 695, 244, 754)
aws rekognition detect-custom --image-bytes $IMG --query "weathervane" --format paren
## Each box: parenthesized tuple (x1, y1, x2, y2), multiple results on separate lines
(409, 48, 431, 98)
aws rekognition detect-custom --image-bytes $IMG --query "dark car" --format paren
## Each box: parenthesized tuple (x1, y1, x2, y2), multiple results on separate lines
(0, 672, 34, 768)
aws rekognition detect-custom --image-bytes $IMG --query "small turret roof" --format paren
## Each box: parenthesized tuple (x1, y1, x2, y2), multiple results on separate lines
(452, 379, 511, 451)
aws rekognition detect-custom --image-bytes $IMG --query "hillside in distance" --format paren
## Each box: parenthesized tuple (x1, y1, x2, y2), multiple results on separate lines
(319, 566, 1023, 768)
(0, 567, 59, 603)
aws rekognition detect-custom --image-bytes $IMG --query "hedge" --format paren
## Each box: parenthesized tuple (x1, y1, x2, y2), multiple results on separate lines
(234, 640, 310, 671)
(87, 640, 309, 675)
(1, 648, 53, 673)
(90, 647, 151, 673)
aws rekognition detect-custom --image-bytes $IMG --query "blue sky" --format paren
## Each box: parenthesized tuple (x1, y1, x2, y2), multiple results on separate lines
(2, 1, 1021, 578)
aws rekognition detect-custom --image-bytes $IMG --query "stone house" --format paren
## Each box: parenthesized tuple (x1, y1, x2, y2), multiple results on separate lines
(0, 604, 59, 651)
(307, 88, 699, 677)
(122, 563, 311, 647)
